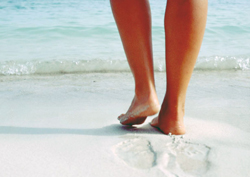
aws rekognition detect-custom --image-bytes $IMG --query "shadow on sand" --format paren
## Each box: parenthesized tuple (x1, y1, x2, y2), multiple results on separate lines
(0, 124, 161, 136)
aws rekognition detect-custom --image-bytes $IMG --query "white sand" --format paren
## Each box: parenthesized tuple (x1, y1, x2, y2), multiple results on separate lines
(0, 72, 250, 177)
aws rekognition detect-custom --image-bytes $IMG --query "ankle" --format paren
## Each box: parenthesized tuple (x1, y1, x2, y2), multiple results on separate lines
(135, 86, 158, 102)
(161, 99, 185, 119)
(167, 105, 185, 116)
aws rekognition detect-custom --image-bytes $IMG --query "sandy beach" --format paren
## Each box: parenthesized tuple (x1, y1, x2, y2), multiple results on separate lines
(0, 71, 249, 177)
(1, 0, 250, 176)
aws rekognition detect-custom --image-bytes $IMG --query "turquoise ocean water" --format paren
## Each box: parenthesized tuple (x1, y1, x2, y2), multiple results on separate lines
(0, 0, 250, 75)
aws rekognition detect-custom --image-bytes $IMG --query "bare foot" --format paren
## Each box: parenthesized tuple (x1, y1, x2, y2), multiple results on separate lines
(150, 104, 186, 135)
(118, 95, 160, 126)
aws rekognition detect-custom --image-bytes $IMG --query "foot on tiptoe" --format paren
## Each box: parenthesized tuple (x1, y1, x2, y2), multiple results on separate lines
(118, 95, 160, 126)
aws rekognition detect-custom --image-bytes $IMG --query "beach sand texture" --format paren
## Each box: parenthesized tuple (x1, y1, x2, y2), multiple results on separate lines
(0, 72, 249, 177)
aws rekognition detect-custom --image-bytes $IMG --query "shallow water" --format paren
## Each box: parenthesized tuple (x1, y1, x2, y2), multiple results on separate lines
(0, 0, 250, 75)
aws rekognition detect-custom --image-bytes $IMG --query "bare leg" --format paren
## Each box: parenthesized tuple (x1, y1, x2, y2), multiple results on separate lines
(151, 0, 208, 134)
(110, 0, 160, 125)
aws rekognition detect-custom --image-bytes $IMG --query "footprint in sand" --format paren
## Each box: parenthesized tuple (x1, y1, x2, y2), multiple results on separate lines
(114, 137, 156, 169)
(159, 136, 211, 176)
(114, 136, 210, 176)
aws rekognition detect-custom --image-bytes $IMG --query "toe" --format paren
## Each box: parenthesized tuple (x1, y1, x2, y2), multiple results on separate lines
(118, 114, 125, 120)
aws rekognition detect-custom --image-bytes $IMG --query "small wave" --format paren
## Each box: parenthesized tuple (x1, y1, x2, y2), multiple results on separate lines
(0, 56, 249, 76)
(195, 56, 249, 70)
(0, 60, 130, 76)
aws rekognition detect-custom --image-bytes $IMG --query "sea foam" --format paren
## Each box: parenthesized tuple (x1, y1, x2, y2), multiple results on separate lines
(0, 56, 249, 76)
